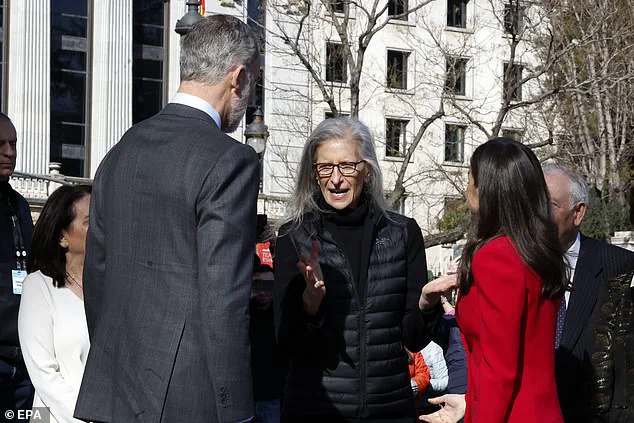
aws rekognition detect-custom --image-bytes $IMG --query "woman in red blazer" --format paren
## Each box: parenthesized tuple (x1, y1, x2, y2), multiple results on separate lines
(453, 138, 567, 422)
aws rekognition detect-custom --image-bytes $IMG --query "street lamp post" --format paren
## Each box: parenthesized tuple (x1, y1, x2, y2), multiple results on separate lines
(244, 108, 269, 160)
(175, 1, 204, 36)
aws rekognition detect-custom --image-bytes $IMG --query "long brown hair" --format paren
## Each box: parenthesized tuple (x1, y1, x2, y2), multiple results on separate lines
(458, 138, 567, 299)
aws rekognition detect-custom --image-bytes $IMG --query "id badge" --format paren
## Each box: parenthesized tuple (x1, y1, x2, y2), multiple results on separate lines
(12, 270, 26, 295)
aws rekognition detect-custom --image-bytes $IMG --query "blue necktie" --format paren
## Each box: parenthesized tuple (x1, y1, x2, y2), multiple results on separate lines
(555, 297, 566, 349)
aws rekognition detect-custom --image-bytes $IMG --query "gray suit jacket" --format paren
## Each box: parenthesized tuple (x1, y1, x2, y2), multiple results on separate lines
(74, 104, 259, 423)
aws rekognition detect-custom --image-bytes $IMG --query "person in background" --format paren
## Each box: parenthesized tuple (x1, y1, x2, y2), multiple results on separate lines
(406, 348, 430, 404)
(274, 117, 456, 423)
(543, 164, 634, 422)
(251, 257, 283, 423)
(451, 137, 566, 423)
(0, 112, 34, 420)
(74, 15, 261, 423)
(586, 269, 634, 422)
(18, 185, 92, 423)
(438, 295, 467, 396)
(420, 342, 448, 397)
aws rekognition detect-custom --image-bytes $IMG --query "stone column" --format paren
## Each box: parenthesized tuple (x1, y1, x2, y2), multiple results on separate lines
(89, 0, 133, 177)
(8, 1, 50, 174)
(167, 1, 186, 99)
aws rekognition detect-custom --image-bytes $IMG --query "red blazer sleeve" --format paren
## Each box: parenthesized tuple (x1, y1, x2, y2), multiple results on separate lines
(472, 239, 527, 421)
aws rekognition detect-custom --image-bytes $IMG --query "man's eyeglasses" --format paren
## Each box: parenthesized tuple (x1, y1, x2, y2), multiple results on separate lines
(313, 160, 364, 177)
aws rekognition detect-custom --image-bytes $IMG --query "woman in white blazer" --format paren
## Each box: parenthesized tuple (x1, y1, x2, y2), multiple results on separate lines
(18, 185, 91, 423)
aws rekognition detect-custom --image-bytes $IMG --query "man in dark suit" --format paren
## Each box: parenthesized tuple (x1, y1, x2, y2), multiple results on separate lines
(544, 164, 634, 422)
(0, 113, 34, 421)
(74, 16, 261, 423)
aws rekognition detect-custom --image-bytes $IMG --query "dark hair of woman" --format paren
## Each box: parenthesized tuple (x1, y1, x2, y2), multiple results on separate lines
(27, 184, 92, 287)
(457, 137, 567, 299)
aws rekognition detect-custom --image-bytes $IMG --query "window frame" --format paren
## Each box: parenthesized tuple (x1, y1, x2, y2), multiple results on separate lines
(503, 2, 525, 35)
(445, 56, 468, 97)
(444, 123, 466, 164)
(387, 0, 409, 21)
(503, 62, 523, 102)
(325, 41, 347, 84)
(446, 0, 467, 29)
(385, 118, 409, 158)
(386, 49, 410, 91)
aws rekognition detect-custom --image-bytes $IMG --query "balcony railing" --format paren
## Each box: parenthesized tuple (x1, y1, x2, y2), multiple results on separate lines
(10, 163, 93, 204)
(10, 163, 290, 220)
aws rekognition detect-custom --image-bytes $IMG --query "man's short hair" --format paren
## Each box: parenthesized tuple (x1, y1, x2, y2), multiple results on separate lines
(542, 163, 589, 209)
(180, 15, 260, 86)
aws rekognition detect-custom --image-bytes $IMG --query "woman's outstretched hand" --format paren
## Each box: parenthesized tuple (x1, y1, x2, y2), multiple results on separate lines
(296, 240, 326, 315)
(419, 274, 459, 312)
(419, 394, 466, 423)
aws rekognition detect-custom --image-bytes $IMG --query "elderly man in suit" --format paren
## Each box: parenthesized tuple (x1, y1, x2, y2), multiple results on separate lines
(543, 164, 634, 422)
(74, 15, 261, 423)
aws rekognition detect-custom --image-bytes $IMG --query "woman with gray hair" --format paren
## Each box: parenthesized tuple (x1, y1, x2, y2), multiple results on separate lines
(273, 117, 455, 423)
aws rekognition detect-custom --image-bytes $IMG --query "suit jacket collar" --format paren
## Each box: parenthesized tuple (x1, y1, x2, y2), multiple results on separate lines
(561, 234, 603, 349)
(160, 103, 220, 129)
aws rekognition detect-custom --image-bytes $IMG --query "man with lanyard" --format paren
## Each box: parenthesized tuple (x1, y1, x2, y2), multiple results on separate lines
(0, 112, 34, 420)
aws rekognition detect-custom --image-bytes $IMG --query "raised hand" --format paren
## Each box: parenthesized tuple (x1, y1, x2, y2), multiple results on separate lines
(419, 274, 459, 312)
(419, 394, 466, 423)
(296, 240, 326, 315)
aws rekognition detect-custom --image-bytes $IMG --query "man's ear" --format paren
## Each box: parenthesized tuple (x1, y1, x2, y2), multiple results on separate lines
(230, 65, 249, 96)
(573, 202, 587, 227)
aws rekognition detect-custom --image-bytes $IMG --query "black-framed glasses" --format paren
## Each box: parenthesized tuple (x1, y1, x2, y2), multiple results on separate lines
(313, 160, 364, 177)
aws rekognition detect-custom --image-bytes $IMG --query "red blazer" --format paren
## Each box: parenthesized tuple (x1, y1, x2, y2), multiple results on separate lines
(456, 236, 563, 423)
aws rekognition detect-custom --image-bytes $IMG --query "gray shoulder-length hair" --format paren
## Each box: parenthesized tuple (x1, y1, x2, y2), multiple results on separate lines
(282, 117, 389, 230)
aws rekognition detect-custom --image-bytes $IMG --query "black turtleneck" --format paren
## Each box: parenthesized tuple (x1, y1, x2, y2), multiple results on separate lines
(322, 194, 370, 298)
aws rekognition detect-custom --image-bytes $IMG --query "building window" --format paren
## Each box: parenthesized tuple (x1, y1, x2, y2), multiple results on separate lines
(387, 50, 409, 90)
(445, 124, 465, 163)
(504, 3, 524, 35)
(503, 63, 523, 102)
(325, 111, 349, 119)
(447, 0, 467, 28)
(133, 0, 167, 124)
(388, 0, 408, 20)
(329, 0, 346, 13)
(50, 0, 90, 177)
(326, 42, 347, 83)
(502, 128, 523, 141)
(445, 57, 467, 96)
(386, 118, 408, 157)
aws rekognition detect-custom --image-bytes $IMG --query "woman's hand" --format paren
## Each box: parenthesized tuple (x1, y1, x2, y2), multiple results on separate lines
(296, 241, 326, 315)
(419, 394, 466, 423)
(419, 275, 459, 312)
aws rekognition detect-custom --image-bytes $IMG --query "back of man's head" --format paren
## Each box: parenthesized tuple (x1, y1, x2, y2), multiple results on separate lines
(180, 15, 260, 86)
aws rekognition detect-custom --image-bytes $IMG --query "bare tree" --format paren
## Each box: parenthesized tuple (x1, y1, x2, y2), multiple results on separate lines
(546, 0, 634, 206)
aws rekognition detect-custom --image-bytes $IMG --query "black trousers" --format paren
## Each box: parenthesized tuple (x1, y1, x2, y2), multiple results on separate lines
(0, 358, 34, 423)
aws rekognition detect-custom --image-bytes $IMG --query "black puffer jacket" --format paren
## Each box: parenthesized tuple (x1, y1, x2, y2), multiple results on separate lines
(274, 201, 437, 422)
(586, 270, 634, 423)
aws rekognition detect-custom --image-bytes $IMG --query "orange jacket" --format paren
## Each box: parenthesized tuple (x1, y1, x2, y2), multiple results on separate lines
(408, 351, 431, 397)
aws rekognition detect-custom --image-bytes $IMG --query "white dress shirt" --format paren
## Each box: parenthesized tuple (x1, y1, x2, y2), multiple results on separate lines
(564, 232, 581, 307)
(171, 93, 222, 129)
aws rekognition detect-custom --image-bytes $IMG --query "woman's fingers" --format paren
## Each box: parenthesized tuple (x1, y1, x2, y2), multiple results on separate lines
(427, 395, 447, 405)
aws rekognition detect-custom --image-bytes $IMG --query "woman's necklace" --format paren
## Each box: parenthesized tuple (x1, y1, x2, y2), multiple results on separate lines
(66, 272, 83, 289)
